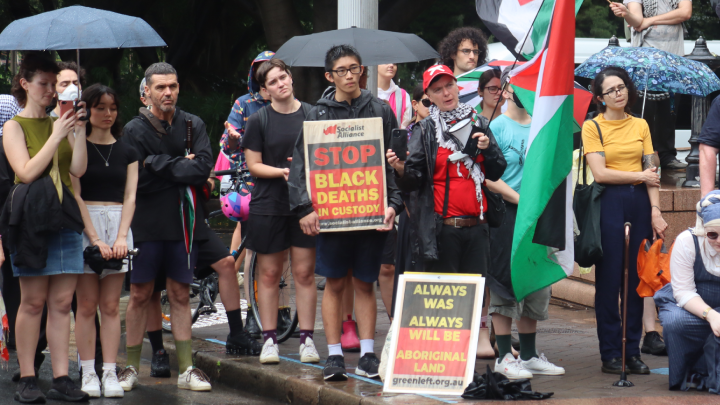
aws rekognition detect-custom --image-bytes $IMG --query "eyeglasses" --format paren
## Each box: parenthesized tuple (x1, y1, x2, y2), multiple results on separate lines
(330, 65, 362, 77)
(708, 231, 719, 240)
(602, 84, 627, 98)
(483, 86, 501, 94)
(459, 49, 480, 56)
(421, 99, 432, 108)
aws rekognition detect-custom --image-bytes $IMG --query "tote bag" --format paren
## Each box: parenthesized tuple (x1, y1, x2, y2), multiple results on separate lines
(573, 120, 605, 268)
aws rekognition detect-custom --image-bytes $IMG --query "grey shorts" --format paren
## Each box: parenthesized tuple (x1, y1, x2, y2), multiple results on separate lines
(82, 205, 134, 279)
(489, 286, 551, 321)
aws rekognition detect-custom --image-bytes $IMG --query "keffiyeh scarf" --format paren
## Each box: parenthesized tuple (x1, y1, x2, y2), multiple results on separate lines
(429, 103, 485, 218)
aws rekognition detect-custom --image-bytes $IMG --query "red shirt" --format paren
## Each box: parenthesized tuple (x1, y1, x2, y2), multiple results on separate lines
(433, 147, 487, 218)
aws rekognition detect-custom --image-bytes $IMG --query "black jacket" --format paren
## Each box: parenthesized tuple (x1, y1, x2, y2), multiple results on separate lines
(0, 176, 84, 269)
(288, 88, 404, 218)
(395, 116, 506, 261)
(122, 108, 213, 242)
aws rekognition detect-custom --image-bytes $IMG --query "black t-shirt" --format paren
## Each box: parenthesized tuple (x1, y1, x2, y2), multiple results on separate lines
(242, 105, 305, 216)
(80, 139, 138, 203)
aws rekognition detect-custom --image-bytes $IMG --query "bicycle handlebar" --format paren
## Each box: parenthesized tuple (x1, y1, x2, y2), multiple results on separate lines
(214, 168, 250, 176)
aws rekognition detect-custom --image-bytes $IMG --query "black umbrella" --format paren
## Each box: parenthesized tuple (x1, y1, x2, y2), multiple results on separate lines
(273, 27, 439, 67)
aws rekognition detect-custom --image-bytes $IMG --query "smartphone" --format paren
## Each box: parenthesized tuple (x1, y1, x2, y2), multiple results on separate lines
(391, 129, 408, 161)
(58, 100, 75, 117)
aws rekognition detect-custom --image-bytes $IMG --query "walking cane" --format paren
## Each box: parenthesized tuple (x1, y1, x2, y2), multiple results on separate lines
(613, 222, 635, 387)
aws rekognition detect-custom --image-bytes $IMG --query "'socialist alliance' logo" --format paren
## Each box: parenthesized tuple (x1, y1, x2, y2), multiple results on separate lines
(323, 123, 365, 138)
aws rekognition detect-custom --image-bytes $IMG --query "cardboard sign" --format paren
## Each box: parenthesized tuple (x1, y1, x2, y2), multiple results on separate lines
(383, 273, 484, 396)
(303, 117, 387, 232)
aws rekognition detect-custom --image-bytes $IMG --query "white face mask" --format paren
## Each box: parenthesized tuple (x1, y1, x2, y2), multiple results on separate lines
(58, 83, 80, 101)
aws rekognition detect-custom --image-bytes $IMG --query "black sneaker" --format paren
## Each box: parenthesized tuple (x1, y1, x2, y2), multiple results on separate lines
(626, 356, 650, 374)
(226, 332, 263, 355)
(356, 353, 380, 378)
(46, 376, 89, 402)
(13, 353, 44, 383)
(641, 331, 667, 356)
(245, 313, 262, 339)
(14, 377, 46, 404)
(601, 357, 623, 374)
(150, 349, 171, 378)
(323, 355, 348, 381)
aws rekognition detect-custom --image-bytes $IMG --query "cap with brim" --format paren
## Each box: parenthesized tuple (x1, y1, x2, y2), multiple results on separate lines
(423, 65, 456, 93)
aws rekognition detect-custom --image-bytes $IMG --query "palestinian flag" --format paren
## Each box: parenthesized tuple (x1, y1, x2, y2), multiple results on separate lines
(506, 0, 576, 300)
(476, 0, 583, 61)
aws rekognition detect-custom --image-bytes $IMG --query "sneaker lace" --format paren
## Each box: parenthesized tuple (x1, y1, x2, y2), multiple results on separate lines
(118, 367, 136, 382)
(82, 372, 97, 386)
(104, 370, 119, 385)
(186, 368, 211, 383)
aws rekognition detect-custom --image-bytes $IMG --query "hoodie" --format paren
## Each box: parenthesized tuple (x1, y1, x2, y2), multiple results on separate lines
(220, 51, 274, 169)
(288, 88, 404, 220)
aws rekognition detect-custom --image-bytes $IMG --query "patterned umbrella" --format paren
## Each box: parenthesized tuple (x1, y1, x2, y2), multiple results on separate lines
(574, 46, 720, 97)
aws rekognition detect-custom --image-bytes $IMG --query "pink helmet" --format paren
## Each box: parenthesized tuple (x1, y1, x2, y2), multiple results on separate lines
(220, 187, 251, 222)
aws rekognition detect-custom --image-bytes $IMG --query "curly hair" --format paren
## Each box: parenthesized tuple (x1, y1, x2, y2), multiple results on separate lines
(57, 61, 86, 87)
(438, 27, 488, 71)
(11, 54, 60, 108)
(592, 66, 637, 115)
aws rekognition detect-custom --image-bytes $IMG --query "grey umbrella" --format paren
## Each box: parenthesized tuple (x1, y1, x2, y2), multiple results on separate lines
(273, 27, 439, 67)
(0, 5, 165, 79)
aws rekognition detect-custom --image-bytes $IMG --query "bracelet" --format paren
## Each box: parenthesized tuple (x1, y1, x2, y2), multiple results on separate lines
(651, 205, 661, 211)
(703, 307, 714, 320)
(92, 237, 101, 244)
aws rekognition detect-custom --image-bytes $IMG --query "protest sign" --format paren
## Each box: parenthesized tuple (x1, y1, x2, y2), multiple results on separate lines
(383, 272, 484, 396)
(303, 117, 387, 232)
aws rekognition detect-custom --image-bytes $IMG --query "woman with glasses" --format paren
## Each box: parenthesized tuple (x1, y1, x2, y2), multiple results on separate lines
(582, 66, 667, 375)
(477, 69, 504, 123)
(655, 191, 720, 392)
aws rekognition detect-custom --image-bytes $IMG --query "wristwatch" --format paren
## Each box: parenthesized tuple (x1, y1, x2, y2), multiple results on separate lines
(703, 307, 714, 321)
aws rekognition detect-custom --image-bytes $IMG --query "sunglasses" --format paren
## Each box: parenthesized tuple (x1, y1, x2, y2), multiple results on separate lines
(708, 232, 719, 240)
(421, 99, 432, 108)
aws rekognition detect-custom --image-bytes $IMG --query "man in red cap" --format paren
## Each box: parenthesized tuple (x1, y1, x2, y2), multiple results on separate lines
(387, 64, 506, 275)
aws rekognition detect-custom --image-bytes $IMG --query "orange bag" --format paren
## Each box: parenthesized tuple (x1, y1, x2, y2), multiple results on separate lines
(636, 239, 673, 297)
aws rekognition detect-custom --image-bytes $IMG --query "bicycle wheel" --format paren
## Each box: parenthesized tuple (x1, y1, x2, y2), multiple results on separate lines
(160, 276, 219, 332)
(160, 290, 172, 332)
(248, 251, 299, 344)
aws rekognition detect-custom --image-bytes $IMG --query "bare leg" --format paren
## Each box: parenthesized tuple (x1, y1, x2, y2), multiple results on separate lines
(352, 278, 376, 341)
(322, 277, 345, 345)
(243, 250, 253, 304)
(125, 282, 154, 347)
(290, 247, 316, 331)
(212, 256, 240, 312)
(256, 251, 286, 331)
(97, 273, 125, 364)
(166, 278, 192, 341)
(16, 276, 49, 377)
(46, 274, 79, 378)
(478, 285, 495, 358)
(378, 264, 394, 319)
(75, 274, 100, 363)
(341, 271, 354, 323)
(643, 297, 657, 332)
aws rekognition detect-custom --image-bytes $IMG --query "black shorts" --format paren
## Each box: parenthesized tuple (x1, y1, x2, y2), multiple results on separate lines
(246, 214, 316, 254)
(315, 230, 388, 283)
(381, 226, 397, 265)
(131, 241, 199, 285)
(195, 230, 232, 279)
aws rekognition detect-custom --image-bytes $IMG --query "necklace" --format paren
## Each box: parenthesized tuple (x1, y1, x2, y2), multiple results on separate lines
(90, 142, 113, 166)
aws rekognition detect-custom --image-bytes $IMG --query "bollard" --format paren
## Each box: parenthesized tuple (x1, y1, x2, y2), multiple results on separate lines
(682, 37, 720, 188)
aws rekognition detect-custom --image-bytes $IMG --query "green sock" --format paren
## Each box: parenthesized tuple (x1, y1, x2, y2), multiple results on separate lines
(519, 333, 537, 361)
(175, 339, 194, 372)
(496, 334, 513, 359)
(126, 344, 143, 370)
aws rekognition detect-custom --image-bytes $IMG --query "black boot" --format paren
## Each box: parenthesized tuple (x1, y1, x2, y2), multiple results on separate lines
(150, 349, 171, 378)
(244, 313, 261, 339)
(641, 331, 667, 356)
(626, 356, 650, 374)
(601, 357, 623, 374)
(46, 376, 89, 402)
(226, 331, 263, 355)
(14, 376, 46, 404)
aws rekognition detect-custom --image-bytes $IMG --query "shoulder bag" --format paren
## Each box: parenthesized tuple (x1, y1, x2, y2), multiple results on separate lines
(573, 120, 605, 267)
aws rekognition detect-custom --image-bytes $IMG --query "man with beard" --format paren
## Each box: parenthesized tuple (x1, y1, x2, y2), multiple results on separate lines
(437, 27, 489, 77)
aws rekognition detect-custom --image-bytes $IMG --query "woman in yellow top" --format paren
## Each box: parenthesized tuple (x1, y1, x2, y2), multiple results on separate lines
(2, 55, 88, 402)
(582, 66, 668, 376)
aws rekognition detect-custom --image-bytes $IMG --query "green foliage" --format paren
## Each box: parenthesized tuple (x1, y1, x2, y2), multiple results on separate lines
(576, 0, 625, 39)
(687, 1, 720, 41)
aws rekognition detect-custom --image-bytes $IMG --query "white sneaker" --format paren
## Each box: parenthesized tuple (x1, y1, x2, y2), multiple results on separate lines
(300, 338, 320, 363)
(495, 353, 533, 380)
(81, 372, 101, 398)
(102, 369, 124, 398)
(118, 366, 138, 392)
(178, 366, 212, 391)
(260, 339, 280, 364)
(521, 353, 565, 376)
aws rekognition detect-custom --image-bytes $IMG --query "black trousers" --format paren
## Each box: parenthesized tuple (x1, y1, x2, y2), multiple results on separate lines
(424, 222, 490, 275)
(632, 95, 678, 166)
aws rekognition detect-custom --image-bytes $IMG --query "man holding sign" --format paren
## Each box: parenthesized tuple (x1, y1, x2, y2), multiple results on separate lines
(289, 45, 403, 381)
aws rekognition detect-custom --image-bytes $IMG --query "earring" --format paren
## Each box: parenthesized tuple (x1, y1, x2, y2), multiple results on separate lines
(602, 101, 606, 106)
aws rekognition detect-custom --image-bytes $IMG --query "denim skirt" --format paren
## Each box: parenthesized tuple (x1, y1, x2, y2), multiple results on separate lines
(12, 228, 84, 277)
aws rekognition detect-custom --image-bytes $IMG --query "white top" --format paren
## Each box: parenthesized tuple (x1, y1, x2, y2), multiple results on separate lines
(670, 230, 720, 307)
(378, 79, 413, 129)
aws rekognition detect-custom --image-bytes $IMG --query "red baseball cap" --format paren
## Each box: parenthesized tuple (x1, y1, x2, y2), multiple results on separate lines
(423, 65, 456, 93)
